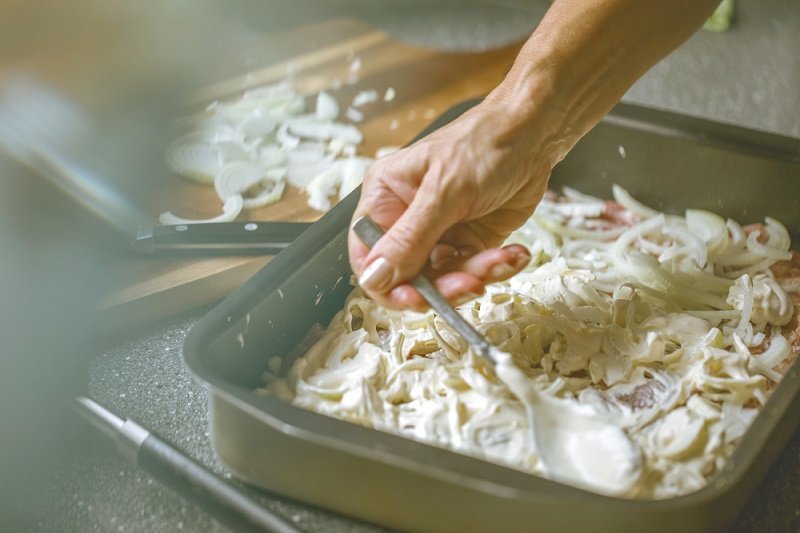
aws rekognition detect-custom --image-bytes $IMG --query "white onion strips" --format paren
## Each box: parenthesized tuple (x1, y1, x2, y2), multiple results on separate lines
(263, 184, 797, 500)
(159, 194, 243, 225)
(165, 138, 224, 184)
(163, 80, 376, 222)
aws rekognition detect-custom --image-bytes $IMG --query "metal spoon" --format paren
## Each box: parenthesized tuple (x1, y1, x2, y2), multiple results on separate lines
(352, 215, 496, 364)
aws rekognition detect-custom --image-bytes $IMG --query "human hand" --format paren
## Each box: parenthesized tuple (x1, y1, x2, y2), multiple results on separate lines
(348, 98, 560, 310)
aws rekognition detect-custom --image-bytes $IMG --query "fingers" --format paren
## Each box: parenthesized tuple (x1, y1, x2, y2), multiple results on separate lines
(384, 244, 531, 310)
(348, 153, 424, 277)
(388, 274, 484, 311)
(357, 190, 455, 294)
(449, 244, 531, 282)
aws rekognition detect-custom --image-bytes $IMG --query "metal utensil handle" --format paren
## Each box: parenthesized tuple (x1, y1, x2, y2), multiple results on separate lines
(351, 216, 496, 364)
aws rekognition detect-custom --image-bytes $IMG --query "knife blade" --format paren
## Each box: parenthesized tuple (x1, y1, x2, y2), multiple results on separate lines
(134, 221, 313, 255)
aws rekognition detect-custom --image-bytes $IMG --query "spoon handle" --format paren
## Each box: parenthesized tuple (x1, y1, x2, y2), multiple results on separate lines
(352, 215, 496, 364)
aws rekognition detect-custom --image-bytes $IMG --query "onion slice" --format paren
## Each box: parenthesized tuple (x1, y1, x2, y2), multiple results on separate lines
(165, 138, 223, 184)
(686, 209, 728, 253)
(258, 144, 287, 168)
(243, 176, 286, 209)
(214, 161, 269, 202)
(307, 167, 342, 212)
(746, 230, 792, 261)
(159, 194, 243, 225)
(612, 185, 660, 219)
(745, 218, 792, 261)
(289, 121, 363, 144)
(338, 157, 372, 199)
(164, 80, 372, 219)
(316, 91, 339, 121)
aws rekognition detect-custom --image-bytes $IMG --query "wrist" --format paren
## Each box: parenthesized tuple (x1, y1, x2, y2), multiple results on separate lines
(482, 56, 575, 169)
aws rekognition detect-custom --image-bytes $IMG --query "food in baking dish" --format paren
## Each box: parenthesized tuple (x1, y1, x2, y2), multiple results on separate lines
(259, 185, 799, 499)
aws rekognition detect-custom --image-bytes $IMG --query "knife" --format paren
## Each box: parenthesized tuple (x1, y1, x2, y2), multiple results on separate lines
(134, 221, 313, 255)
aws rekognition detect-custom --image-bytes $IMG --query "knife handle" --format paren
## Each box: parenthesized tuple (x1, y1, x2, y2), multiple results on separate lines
(135, 221, 313, 255)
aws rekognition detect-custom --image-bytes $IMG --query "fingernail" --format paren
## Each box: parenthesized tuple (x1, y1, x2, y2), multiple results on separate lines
(511, 251, 531, 269)
(490, 263, 516, 280)
(359, 257, 396, 291)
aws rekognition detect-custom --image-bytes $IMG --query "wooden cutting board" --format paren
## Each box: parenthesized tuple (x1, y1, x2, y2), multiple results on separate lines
(101, 17, 523, 333)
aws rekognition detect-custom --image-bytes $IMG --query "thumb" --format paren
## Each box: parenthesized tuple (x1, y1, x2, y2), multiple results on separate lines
(358, 193, 455, 294)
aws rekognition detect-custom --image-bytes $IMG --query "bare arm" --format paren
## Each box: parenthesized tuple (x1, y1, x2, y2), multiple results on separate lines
(349, 0, 721, 310)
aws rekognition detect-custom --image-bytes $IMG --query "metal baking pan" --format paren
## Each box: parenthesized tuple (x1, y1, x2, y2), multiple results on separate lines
(184, 100, 800, 532)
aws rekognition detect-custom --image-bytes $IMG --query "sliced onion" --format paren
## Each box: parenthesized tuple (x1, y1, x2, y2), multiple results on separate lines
(624, 251, 729, 309)
(765, 217, 791, 250)
(538, 217, 628, 241)
(338, 157, 372, 199)
(276, 122, 300, 150)
(289, 121, 363, 144)
(352, 90, 378, 107)
(732, 275, 754, 337)
(562, 186, 603, 203)
(214, 161, 268, 201)
(726, 219, 747, 251)
(164, 79, 373, 219)
(550, 201, 606, 218)
(662, 224, 707, 268)
(237, 110, 277, 138)
(612, 185, 660, 219)
(159, 194, 243, 225)
(612, 217, 730, 309)
(287, 150, 334, 189)
(214, 93, 302, 123)
(684, 309, 742, 320)
(612, 214, 666, 254)
(238, 82, 305, 116)
(307, 167, 342, 212)
(722, 257, 780, 280)
(203, 124, 246, 144)
(686, 209, 728, 253)
(258, 144, 287, 168)
(345, 107, 364, 123)
(243, 176, 286, 209)
(316, 91, 339, 121)
(746, 334, 787, 382)
(671, 268, 733, 293)
(715, 250, 765, 267)
(216, 141, 255, 162)
(326, 137, 346, 157)
(746, 231, 792, 261)
(165, 138, 223, 183)
(746, 218, 792, 260)
(753, 335, 791, 370)
(510, 218, 561, 264)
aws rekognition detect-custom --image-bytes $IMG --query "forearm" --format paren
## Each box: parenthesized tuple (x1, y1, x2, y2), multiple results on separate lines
(486, 0, 720, 166)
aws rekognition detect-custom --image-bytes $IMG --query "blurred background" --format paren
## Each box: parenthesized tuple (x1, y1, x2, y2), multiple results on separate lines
(0, 1, 225, 527)
(0, 0, 797, 531)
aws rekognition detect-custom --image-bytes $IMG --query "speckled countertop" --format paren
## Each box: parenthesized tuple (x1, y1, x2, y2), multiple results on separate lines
(38, 1, 800, 531)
